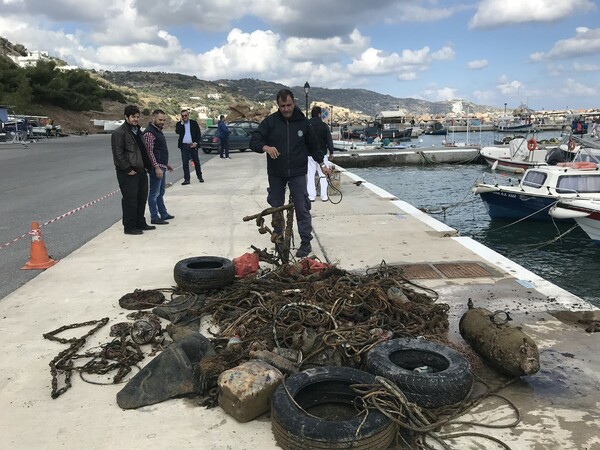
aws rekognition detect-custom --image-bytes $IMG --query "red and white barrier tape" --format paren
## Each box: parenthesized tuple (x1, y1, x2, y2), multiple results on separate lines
(0, 188, 121, 250)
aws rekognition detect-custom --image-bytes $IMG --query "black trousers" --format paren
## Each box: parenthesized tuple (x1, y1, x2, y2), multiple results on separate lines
(116, 169, 149, 231)
(180, 144, 202, 181)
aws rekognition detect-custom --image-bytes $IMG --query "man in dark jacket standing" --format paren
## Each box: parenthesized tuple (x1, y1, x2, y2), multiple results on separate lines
(111, 105, 156, 235)
(250, 89, 330, 258)
(175, 109, 204, 184)
(217, 115, 231, 159)
(143, 109, 174, 225)
(307, 105, 335, 201)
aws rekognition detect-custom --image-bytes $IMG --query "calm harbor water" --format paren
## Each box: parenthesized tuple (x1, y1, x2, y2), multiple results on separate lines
(350, 131, 600, 308)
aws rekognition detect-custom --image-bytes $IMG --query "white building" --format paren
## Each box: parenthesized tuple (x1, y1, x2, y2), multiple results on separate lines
(8, 51, 49, 68)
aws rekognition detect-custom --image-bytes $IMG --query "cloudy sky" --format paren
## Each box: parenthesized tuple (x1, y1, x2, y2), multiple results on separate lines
(1, 0, 599, 110)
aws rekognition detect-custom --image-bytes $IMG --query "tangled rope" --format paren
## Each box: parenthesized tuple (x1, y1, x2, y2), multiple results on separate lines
(353, 375, 521, 449)
(188, 261, 449, 396)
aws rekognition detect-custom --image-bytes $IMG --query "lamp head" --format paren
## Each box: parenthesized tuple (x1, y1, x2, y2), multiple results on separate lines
(304, 81, 310, 94)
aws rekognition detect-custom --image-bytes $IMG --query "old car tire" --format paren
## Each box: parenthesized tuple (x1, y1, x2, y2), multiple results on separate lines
(271, 366, 396, 450)
(202, 148, 212, 154)
(365, 338, 473, 409)
(173, 256, 235, 293)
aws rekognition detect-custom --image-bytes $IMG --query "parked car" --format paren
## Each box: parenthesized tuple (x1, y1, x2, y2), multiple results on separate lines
(227, 120, 260, 130)
(200, 126, 252, 154)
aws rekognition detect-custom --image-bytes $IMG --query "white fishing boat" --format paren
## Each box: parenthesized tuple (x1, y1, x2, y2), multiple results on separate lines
(333, 140, 383, 152)
(479, 137, 569, 173)
(550, 198, 600, 245)
(474, 161, 600, 222)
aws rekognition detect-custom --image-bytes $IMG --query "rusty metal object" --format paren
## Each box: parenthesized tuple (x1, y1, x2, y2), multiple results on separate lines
(130, 315, 162, 345)
(118, 289, 166, 310)
(243, 197, 296, 265)
(459, 305, 540, 376)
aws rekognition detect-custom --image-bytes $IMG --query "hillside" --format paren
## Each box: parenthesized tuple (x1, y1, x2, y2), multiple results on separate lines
(98, 72, 500, 119)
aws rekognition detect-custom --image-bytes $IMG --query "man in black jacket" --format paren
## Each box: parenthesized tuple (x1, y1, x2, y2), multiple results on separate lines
(307, 105, 334, 201)
(175, 109, 204, 184)
(111, 105, 156, 235)
(250, 89, 330, 258)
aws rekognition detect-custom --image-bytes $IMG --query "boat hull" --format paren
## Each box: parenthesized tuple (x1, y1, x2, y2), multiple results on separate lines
(551, 201, 600, 245)
(482, 156, 546, 173)
(479, 191, 564, 222)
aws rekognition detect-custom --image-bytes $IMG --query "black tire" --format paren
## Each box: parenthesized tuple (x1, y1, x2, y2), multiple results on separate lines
(201, 148, 212, 154)
(365, 338, 473, 409)
(238, 148, 247, 152)
(173, 256, 235, 293)
(271, 367, 397, 450)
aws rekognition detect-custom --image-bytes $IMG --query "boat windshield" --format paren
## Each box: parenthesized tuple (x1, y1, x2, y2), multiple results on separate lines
(522, 171, 547, 189)
(556, 175, 600, 194)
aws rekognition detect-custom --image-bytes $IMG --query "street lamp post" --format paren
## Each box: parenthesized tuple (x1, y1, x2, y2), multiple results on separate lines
(504, 103, 507, 115)
(303, 81, 310, 116)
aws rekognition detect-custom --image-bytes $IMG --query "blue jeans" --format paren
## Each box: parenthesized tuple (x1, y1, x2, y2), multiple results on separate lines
(148, 167, 168, 220)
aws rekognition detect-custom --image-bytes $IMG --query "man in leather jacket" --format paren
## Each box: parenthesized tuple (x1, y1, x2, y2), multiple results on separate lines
(111, 105, 156, 235)
(250, 89, 330, 258)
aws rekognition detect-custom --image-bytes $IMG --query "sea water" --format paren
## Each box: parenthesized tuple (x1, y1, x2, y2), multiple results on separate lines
(350, 131, 600, 307)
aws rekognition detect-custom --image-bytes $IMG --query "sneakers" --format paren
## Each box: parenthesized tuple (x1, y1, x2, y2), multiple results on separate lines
(295, 241, 312, 258)
(162, 214, 175, 220)
(151, 219, 169, 225)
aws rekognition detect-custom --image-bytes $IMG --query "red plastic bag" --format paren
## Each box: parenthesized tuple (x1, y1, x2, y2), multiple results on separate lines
(300, 258, 331, 275)
(232, 252, 260, 278)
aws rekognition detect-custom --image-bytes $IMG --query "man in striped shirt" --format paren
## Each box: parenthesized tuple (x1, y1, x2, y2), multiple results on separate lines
(143, 109, 174, 225)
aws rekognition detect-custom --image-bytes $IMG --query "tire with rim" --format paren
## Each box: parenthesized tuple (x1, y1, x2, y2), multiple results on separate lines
(173, 256, 235, 293)
(202, 148, 212, 154)
(365, 337, 473, 409)
(271, 366, 397, 449)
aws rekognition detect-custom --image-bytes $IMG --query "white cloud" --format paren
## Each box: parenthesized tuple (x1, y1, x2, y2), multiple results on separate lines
(497, 75, 524, 95)
(473, 89, 495, 103)
(530, 27, 600, 61)
(421, 85, 457, 102)
(468, 59, 488, 70)
(560, 78, 596, 97)
(470, 0, 596, 28)
(348, 45, 453, 80)
(573, 61, 600, 72)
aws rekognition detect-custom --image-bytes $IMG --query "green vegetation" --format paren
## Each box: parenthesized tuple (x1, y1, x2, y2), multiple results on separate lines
(0, 55, 127, 113)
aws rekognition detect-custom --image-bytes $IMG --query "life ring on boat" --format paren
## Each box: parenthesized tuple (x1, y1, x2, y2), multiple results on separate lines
(567, 139, 576, 151)
(527, 138, 537, 151)
(557, 161, 597, 170)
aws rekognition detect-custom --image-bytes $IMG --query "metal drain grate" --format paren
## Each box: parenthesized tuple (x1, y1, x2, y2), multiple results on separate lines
(398, 262, 493, 279)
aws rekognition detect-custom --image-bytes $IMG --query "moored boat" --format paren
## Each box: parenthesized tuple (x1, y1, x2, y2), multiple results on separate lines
(479, 137, 571, 173)
(473, 163, 600, 222)
(549, 198, 600, 245)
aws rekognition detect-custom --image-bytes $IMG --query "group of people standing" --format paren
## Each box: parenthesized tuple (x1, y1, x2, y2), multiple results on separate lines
(111, 91, 333, 259)
(111, 106, 206, 235)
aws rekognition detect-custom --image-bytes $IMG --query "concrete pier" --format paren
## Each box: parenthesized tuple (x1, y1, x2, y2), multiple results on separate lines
(0, 151, 598, 449)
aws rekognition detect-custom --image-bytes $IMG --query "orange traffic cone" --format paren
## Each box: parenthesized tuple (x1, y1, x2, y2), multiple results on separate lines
(21, 221, 58, 270)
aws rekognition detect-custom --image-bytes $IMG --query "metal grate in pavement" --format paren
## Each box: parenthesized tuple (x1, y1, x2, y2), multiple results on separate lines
(398, 262, 494, 279)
